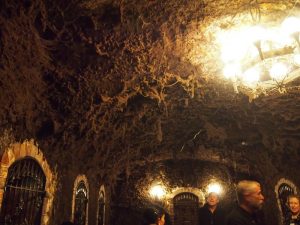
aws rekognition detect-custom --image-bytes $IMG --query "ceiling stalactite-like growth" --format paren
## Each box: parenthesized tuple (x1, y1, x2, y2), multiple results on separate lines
(1, 2, 300, 223)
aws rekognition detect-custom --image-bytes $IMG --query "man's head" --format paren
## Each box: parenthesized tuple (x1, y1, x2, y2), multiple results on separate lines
(236, 180, 264, 212)
(206, 192, 220, 208)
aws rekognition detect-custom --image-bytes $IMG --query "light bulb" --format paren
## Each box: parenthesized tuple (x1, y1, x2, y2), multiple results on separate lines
(149, 185, 165, 199)
(223, 64, 240, 79)
(270, 62, 288, 80)
(207, 183, 222, 195)
(294, 54, 300, 66)
(281, 17, 300, 36)
(248, 26, 267, 43)
(243, 67, 260, 84)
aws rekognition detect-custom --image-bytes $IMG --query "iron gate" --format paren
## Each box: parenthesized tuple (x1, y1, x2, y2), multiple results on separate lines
(74, 181, 88, 225)
(97, 191, 105, 225)
(173, 192, 199, 225)
(0, 157, 46, 225)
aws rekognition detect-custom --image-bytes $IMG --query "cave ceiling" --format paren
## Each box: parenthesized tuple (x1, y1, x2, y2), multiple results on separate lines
(1, 0, 300, 182)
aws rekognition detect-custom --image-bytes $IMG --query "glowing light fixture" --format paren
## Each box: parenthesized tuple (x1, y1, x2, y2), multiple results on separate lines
(218, 16, 300, 97)
(281, 17, 300, 36)
(294, 54, 300, 66)
(243, 67, 260, 84)
(149, 185, 166, 199)
(207, 183, 222, 195)
(270, 62, 288, 80)
(249, 26, 267, 43)
(223, 63, 241, 79)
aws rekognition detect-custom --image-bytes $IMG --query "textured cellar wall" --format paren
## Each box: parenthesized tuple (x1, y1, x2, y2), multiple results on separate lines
(0, 0, 300, 225)
(50, 162, 105, 225)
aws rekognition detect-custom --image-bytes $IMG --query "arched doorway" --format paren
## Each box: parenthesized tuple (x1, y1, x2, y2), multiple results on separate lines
(74, 180, 88, 225)
(97, 188, 105, 225)
(0, 157, 46, 225)
(173, 192, 199, 225)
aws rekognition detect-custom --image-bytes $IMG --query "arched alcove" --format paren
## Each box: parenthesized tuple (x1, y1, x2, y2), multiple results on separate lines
(72, 174, 89, 225)
(0, 140, 56, 225)
(275, 178, 298, 224)
(97, 185, 106, 225)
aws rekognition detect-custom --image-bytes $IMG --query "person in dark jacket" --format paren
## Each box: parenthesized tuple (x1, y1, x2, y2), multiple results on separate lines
(199, 192, 225, 225)
(226, 180, 265, 225)
(284, 194, 300, 225)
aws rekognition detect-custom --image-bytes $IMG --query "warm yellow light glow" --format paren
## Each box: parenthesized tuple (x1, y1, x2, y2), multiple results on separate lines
(281, 17, 300, 35)
(271, 30, 295, 48)
(220, 41, 246, 63)
(218, 26, 267, 64)
(243, 67, 260, 83)
(270, 62, 288, 80)
(294, 54, 300, 66)
(207, 183, 222, 195)
(217, 16, 300, 93)
(248, 26, 267, 43)
(223, 64, 240, 79)
(149, 185, 166, 199)
(218, 28, 252, 63)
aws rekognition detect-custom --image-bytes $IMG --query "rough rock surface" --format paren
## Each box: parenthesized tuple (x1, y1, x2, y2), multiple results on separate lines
(1, 0, 300, 224)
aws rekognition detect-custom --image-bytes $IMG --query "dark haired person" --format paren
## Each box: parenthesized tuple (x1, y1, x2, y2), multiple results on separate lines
(143, 207, 166, 225)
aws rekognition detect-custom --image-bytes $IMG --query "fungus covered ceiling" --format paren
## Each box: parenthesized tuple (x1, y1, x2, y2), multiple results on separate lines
(1, 0, 300, 183)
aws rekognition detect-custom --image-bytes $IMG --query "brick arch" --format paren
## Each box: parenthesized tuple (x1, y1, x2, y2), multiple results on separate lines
(0, 139, 57, 225)
(275, 178, 298, 225)
(71, 174, 89, 225)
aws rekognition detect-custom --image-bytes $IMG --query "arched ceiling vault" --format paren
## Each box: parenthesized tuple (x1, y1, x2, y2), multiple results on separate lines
(0, 0, 300, 185)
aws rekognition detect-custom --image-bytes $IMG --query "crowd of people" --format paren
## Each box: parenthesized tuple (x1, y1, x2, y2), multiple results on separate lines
(60, 180, 300, 225)
(143, 179, 300, 225)
(198, 180, 300, 225)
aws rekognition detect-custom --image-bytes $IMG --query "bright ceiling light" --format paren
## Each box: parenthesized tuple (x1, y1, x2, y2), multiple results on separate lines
(243, 67, 260, 84)
(248, 26, 267, 43)
(294, 54, 300, 66)
(223, 63, 240, 79)
(281, 17, 300, 35)
(149, 185, 166, 199)
(221, 42, 246, 63)
(218, 29, 250, 63)
(217, 16, 300, 97)
(207, 183, 222, 195)
(270, 62, 288, 80)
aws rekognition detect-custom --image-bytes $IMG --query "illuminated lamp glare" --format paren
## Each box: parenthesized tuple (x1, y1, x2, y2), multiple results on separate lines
(221, 44, 246, 63)
(149, 185, 165, 199)
(219, 30, 249, 63)
(281, 17, 300, 35)
(248, 26, 267, 43)
(223, 64, 240, 79)
(243, 67, 260, 83)
(207, 183, 222, 195)
(272, 31, 295, 47)
(270, 63, 288, 80)
(294, 54, 300, 66)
